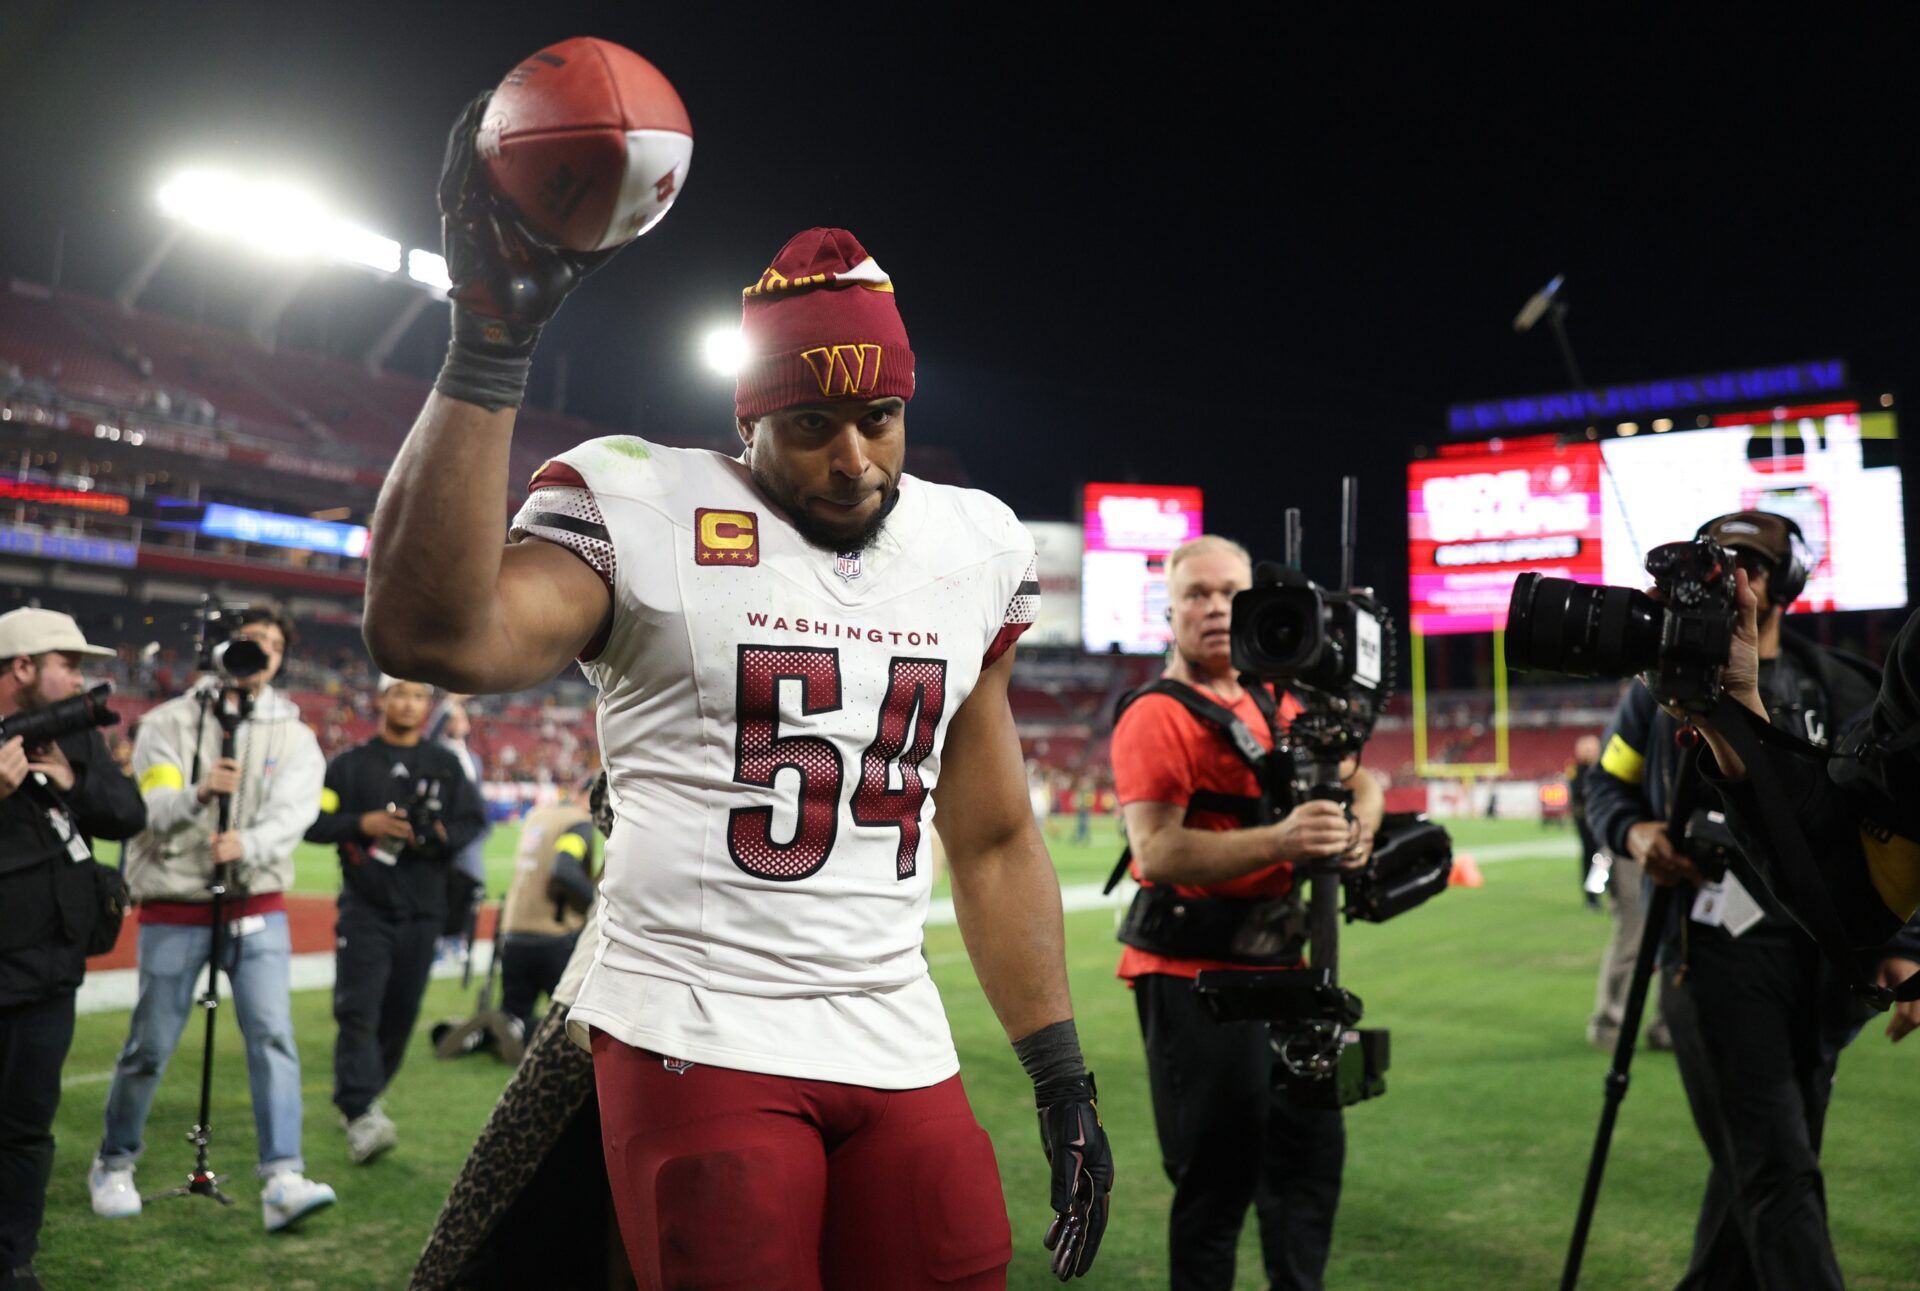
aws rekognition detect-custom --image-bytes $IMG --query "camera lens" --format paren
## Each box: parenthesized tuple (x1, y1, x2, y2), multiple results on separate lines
(211, 636, 269, 680)
(1505, 574, 1662, 679)
(1253, 602, 1310, 664)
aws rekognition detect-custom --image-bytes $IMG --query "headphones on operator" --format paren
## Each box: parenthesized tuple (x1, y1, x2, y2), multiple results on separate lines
(1694, 512, 1813, 607)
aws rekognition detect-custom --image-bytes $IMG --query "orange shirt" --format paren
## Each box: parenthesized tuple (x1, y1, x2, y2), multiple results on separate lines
(1110, 681, 1303, 982)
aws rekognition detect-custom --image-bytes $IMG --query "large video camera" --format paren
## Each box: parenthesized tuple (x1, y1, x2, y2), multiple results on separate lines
(194, 600, 270, 683)
(1191, 483, 1451, 1109)
(0, 682, 120, 747)
(1230, 566, 1394, 763)
(1506, 537, 1739, 712)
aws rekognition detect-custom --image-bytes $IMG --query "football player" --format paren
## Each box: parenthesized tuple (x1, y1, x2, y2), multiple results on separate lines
(365, 96, 1113, 1288)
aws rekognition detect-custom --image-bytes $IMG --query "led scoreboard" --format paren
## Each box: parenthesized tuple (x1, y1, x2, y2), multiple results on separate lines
(1081, 483, 1204, 654)
(1409, 405, 1908, 636)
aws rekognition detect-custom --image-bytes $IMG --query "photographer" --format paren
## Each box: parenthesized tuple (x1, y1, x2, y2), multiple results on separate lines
(1687, 584, 1920, 1039)
(495, 776, 597, 1041)
(1582, 511, 1886, 1291)
(0, 610, 145, 1289)
(305, 678, 483, 1164)
(88, 606, 336, 1232)
(1110, 536, 1381, 1291)
(426, 695, 489, 962)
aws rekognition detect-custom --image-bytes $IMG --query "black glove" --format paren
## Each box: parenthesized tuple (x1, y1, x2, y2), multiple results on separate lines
(434, 92, 620, 410)
(1034, 1073, 1113, 1281)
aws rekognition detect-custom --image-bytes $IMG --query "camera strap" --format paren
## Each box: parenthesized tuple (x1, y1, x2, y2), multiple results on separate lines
(1102, 680, 1287, 895)
(1706, 694, 1918, 1007)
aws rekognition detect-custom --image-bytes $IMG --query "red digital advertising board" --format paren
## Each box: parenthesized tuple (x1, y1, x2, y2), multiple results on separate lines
(1081, 482, 1205, 654)
(1407, 437, 1604, 636)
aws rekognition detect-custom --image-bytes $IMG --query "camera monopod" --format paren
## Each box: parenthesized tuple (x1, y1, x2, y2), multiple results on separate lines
(152, 682, 255, 1208)
(1558, 728, 1701, 1288)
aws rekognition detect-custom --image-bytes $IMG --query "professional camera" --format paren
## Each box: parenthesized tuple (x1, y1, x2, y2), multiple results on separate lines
(1506, 537, 1739, 712)
(1191, 969, 1389, 1109)
(371, 774, 448, 865)
(1187, 483, 1444, 1110)
(0, 682, 120, 746)
(194, 600, 269, 682)
(1230, 565, 1395, 761)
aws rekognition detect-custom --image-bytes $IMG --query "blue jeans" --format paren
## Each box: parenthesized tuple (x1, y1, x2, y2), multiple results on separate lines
(98, 911, 305, 1178)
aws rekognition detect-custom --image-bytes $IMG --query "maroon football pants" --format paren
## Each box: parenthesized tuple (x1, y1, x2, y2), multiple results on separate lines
(593, 1033, 1012, 1291)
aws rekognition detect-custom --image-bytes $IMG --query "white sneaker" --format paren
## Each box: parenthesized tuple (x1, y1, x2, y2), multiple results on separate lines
(343, 1104, 397, 1164)
(261, 1171, 336, 1232)
(88, 1158, 141, 1219)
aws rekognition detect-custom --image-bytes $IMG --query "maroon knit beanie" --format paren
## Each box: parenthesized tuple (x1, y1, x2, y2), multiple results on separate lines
(734, 228, 914, 420)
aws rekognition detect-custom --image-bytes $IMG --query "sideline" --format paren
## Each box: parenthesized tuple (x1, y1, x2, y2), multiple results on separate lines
(73, 838, 1558, 1028)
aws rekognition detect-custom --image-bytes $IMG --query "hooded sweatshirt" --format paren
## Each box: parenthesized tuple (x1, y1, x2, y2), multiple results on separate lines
(126, 681, 325, 908)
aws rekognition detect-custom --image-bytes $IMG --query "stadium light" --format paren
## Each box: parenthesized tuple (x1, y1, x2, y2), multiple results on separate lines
(702, 327, 746, 376)
(155, 167, 433, 296)
(407, 249, 451, 292)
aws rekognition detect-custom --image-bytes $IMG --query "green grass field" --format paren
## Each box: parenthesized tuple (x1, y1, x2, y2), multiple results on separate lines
(43, 819, 1920, 1288)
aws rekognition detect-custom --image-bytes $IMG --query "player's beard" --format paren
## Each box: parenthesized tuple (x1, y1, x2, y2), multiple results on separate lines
(751, 460, 902, 552)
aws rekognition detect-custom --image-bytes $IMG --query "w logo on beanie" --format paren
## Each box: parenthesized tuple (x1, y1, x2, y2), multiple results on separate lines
(734, 228, 914, 419)
(801, 345, 884, 397)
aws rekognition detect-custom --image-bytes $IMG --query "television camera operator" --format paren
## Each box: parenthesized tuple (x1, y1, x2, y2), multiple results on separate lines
(88, 604, 336, 1232)
(0, 609, 145, 1290)
(1108, 535, 1383, 1291)
(1581, 511, 1908, 1291)
(306, 677, 484, 1165)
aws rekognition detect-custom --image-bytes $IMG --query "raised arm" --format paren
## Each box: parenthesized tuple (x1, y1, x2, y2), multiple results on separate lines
(364, 394, 606, 693)
(363, 92, 629, 693)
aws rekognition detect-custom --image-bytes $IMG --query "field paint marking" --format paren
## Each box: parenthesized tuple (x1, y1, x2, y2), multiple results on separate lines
(75, 841, 1564, 1018)
(75, 940, 497, 1018)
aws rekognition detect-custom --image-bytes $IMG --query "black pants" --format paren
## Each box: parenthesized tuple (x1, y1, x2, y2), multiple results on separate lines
(0, 991, 76, 1275)
(333, 900, 440, 1120)
(498, 933, 577, 1040)
(1135, 973, 1345, 1291)
(1666, 924, 1855, 1291)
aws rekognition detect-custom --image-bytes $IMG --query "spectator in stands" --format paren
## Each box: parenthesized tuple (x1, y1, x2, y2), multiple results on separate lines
(495, 776, 599, 1040)
(1109, 535, 1383, 1291)
(1583, 511, 1885, 1289)
(0, 610, 145, 1291)
(305, 678, 484, 1165)
(89, 605, 336, 1233)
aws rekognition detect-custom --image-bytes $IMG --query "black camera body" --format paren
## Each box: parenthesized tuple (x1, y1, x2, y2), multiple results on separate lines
(398, 776, 448, 850)
(1507, 537, 1739, 712)
(0, 682, 119, 747)
(194, 601, 269, 682)
(370, 775, 449, 865)
(1191, 968, 1389, 1109)
(1230, 567, 1395, 760)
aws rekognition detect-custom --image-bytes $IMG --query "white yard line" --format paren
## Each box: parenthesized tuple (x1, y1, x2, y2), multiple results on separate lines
(71, 837, 1562, 1032)
(73, 939, 497, 1020)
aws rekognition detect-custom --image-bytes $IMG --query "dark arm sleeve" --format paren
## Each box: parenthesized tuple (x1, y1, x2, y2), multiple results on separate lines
(1584, 686, 1660, 856)
(304, 752, 362, 845)
(438, 756, 486, 854)
(1884, 914, 1920, 964)
(64, 729, 147, 842)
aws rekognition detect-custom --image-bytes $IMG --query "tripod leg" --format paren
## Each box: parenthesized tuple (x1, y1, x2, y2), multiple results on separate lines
(1560, 884, 1679, 1290)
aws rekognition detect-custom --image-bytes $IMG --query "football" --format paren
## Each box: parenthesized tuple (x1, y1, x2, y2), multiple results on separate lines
(477, 36, 692, 253)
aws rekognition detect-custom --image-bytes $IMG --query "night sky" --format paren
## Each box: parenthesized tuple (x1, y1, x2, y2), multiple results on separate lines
(3, 3, 1917, 612)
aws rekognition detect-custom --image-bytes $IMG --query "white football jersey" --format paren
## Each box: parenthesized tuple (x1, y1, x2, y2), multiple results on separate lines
(510, 436, 1036, 1087)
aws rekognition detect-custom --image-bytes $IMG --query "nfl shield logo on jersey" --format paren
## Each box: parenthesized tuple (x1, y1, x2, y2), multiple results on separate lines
(835, 549, 863, 581)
